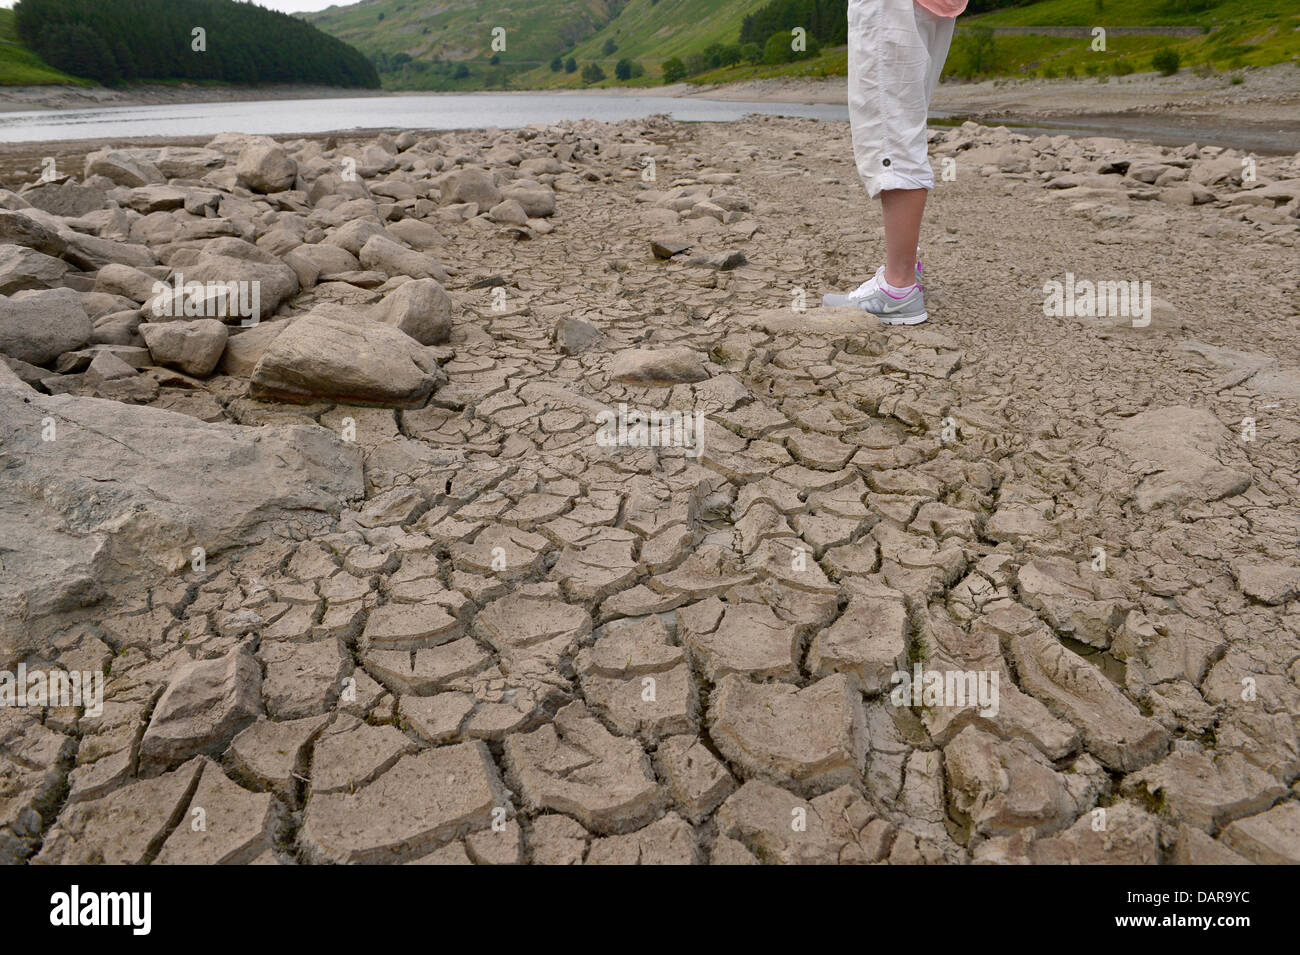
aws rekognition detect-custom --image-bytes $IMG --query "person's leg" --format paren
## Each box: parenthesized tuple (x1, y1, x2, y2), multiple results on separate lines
(826, 0, 923, 307)
(881, 189, 927, 289)
(878, 6, 957, 292)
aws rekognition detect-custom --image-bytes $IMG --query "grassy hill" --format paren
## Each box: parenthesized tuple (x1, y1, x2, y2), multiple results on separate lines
(305, 0, 776, 90)
(968, 0, 1300, 75)
(301, 0, 619, 78)
(688, 0, 1300, 86)
(306, 0, 1299, 90)
(0, 8, 83, 85)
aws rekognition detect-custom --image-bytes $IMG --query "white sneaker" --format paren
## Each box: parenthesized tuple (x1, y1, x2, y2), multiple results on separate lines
(822, 261, 922, 309)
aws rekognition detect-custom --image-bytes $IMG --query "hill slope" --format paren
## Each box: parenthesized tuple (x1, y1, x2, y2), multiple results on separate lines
(3, 0, 378, 88)
(309, 0, 1298, 89)
(0, 8, 82, 85)
(304, 0, 619, 64)
(305, 0, 776, 89)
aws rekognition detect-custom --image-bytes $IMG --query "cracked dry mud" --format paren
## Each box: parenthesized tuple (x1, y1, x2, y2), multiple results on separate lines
(2, 114, 1299, 865)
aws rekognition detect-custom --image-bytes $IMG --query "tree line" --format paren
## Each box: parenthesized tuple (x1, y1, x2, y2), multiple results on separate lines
(15, 0, 379, 87)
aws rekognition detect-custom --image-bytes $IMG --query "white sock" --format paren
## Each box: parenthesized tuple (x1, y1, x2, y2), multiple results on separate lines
(881, 278, 916, 297)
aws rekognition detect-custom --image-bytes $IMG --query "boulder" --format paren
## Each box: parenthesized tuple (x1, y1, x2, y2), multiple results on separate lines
(172, 252, 300, 324)
(487, 199, 528, 226)
(20, 181, 108, 218)
(650, 235, 692, 259)
(369, 278, 453, 345)
(0, 366, 363, 660)
(140, 319, 229, 377)
(250, 311, 445, 407)
(358, 235, 449, 283)
(502, 184, 555, 218)
(0, 246, 68, 295)
(440, 167, 501, 208)
(0, 287, 93, 365)
(83, 149, 164, 188)
(93, 263, 160, 303)
(0, 210, 68, 256)
(235, 143, 298, 194)
(82, 350, 137, 386)
(609, 346, 709, 385)
(323, 220, 389, 257)
(155, 146, 226, 179)
(219, 318, 293, 377)
(553, 316, 607, 355)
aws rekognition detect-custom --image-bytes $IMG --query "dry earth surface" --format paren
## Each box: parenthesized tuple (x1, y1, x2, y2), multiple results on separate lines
(1, 112, 1299, 865)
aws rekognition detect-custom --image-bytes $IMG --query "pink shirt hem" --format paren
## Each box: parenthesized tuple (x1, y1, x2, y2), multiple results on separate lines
(915, 0, 967, 17)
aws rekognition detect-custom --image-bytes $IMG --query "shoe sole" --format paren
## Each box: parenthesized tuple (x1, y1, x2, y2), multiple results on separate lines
(877, 311, 928, 326)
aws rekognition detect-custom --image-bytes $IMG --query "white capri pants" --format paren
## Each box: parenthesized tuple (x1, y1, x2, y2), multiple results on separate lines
(848, 0, 956, 198)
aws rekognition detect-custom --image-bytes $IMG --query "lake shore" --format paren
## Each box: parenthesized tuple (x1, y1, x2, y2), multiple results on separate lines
(2, 62, 1296, 120)
(0, 63, 1296, 155)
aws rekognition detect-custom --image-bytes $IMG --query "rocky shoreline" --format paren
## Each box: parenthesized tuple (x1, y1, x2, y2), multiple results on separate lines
(1, 114, 1298, 864)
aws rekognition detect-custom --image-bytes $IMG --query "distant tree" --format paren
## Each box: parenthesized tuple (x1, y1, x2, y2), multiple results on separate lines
(662, 56, 686, 83)
(550, 55, 563, 71)
(763, 32, 793, 65)
(602, 38, 618, 56)
(581, 61, 605, 84)
(740, 42, 761, 63)
(951, 24, 998, 79)
(615, 58, 633, 81)
(453, 62, 470, 79)
(565, 56, 578, 73)
(1152, 48, 1181, 76)
(14, 0, 379, 87)
(741, 1, 849, 49)
(490, 53, 500, 65)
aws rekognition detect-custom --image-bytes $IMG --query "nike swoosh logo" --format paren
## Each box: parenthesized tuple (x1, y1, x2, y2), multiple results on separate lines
(876, 299, 913, 312)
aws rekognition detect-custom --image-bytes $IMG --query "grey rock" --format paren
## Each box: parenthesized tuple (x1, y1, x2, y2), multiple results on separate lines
(139, 647, 264, 773)
(0, 365, 363, 659)
(440, 168, 501, 208)
(236, 143, 298, 194)
(0, 245, 68, 295)
(140, 319, 229, 377)
(609, 346, 709, 385)
(250, 311, 445, 407)
(553, 316, 607, 355)
(359, 235, 449, 283)
(369, 278, 453, 345)
(83, 149, 164, 188)
(0, 287, 93, 365)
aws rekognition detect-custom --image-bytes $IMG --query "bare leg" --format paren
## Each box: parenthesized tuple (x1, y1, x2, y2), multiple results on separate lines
(880, 187, 927, 288)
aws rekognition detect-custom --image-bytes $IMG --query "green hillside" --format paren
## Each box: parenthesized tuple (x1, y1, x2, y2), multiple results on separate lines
(0, 8, 83, 85)
(690, 0, 1300, 85)
(307, 0, 1299, 90)
(968, 0, 1300, 74)
(306, 0, 778, 90)
(302, 0, 618, 72)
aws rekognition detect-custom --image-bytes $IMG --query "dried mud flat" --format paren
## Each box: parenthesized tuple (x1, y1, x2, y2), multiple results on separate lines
(1, 114, 1299, 865)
